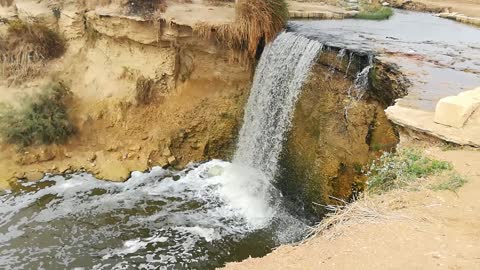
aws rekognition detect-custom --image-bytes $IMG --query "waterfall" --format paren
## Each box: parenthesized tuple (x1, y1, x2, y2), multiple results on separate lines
(233, 32, 323, 180)
(350, 54, 374, 100)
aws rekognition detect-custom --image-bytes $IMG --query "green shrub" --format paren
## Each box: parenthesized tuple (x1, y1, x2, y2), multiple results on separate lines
(355, 6, 393, 20)
(366, 148, 452, 194)
(0, 82, 76, 146)
(431, 174, 468, 192)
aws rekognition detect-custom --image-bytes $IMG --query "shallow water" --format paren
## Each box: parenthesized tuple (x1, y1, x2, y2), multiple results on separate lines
(0, 161, 306, 269)
(290, 9, 480, 110)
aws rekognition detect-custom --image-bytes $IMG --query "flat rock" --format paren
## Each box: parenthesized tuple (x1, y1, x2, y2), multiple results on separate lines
(434, 95, 480, 128)
(458, 87, 480, 100)
(386, 105, 480, 147)
(24, 171, 45, 182)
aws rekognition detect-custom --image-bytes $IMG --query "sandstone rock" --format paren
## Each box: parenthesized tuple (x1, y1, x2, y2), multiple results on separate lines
(167, 156, 177, 165)
(129, 145, 142, 151)
(191, 143, 201, 150)
(88, 153, 97, 162)
(148, 151, 169, 168)
(126, 152, 139, 160)
(434, 96, 480, 128)
(162, 148, 172, 157)
(14, 172, 25, 179)
(458, 87, 480, 100)
(25, 171, 45, 182)
(107, 145, 119, 152)
(38, 149, 55, 162)
(59, 164, 71, 174)
(96, 162, 130, 181)
(19, 153, 39, 165)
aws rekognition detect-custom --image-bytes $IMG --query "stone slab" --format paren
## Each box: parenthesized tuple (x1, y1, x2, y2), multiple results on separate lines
(458, 87, 480, 100)
(386, 105, 480, 147)
(434, 95, 480, 128)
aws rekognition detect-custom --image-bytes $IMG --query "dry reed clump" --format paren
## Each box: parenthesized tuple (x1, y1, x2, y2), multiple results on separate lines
(194, 0, 289, 64)
(306, 196, 393, 240)
(0, 0, 14, 7)
(135, 76, 155, 105)
(0, 20, 65, 84)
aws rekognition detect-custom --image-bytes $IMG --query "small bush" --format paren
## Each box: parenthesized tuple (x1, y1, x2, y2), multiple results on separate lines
(0, 20, 65, 83)
(0, 82, 76, 147)
(431, 174, 468, 192)
(366, 148, 452, 194)
(355, 6, 393, 20)
(135, 76, 155, 105)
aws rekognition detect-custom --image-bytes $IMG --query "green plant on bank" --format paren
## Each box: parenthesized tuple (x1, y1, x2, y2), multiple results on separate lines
(440, 142, 461, 151)
(355, 6, 394, 20)
(366, 148, 453, 194)
(0, 82, 76, 147)
(431, 174, 468, 193)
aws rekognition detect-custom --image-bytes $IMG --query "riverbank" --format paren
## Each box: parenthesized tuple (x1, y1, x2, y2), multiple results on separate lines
(224, 143, 480, 269)
(388, 0, 480, 26)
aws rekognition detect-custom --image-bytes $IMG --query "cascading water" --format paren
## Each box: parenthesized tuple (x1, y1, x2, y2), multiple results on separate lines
(234, 32, 323, 179)
(351, 54, 374, 100)
(0, 32, 321, 269)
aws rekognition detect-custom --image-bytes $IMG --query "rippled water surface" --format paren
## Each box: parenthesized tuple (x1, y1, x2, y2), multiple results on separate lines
(0, 161, 306, 269)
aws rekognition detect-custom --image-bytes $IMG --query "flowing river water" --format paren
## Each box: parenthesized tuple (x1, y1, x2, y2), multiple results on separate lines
(0, 32, 321, 269)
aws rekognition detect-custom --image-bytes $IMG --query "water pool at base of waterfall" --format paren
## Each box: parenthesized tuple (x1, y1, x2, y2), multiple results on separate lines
(0, 32, 322, 269)
(0, 161, 307, 269)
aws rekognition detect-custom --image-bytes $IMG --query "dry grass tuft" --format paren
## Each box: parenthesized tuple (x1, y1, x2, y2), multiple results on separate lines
(0, 20, 65, 84)
(135, 76, 155, 105)
(194, 0, 288, 64)
(0, 0, 14, 7)
(306, 196, 393, 240)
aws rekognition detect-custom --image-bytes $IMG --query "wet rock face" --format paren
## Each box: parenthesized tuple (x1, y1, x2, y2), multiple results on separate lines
(370, 60, 410, 106)
(277, 51, 400, 216)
